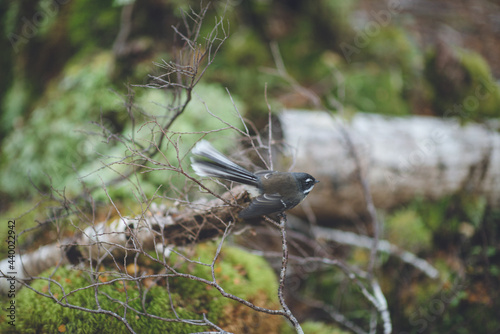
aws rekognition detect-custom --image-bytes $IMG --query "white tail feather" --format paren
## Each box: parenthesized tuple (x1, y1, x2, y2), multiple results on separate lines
(191, 140, 258, 186)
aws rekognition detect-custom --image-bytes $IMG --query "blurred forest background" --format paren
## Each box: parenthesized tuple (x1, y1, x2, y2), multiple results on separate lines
(1, 0, 500, 333)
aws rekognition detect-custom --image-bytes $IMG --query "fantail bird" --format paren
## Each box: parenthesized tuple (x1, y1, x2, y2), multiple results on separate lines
(191, 140, 318, 218)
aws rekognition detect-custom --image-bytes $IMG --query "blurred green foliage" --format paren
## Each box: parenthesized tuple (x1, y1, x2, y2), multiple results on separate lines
(2, 0, 499, 203)
(67, 0, 118, 49)
(385, 208, 432, 253)
(425, 46, 500, 120)
(1, 52, 119, 196)
(0, 50, 244, 202)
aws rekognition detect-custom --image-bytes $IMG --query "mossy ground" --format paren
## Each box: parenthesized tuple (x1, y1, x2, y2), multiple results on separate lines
(0, 243, 282, 334)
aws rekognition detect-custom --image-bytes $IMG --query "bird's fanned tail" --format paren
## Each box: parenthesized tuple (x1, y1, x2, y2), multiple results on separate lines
(191, 140, 259, 187)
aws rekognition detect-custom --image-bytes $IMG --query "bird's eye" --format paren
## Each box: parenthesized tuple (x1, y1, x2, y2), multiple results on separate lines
(305, 178, 316, 186)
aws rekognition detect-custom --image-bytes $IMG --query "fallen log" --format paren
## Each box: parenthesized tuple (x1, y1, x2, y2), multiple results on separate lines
(279, 110, 500, 220)
(0, 189, 249, 294)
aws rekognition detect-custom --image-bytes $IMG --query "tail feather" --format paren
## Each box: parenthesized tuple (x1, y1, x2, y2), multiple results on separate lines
(191, 140, 258, 187)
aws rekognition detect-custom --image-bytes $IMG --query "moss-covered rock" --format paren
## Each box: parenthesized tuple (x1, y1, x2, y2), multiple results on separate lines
(0, 243, 281, 333)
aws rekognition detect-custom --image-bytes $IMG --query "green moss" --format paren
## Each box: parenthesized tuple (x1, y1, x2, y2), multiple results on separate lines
(1, 52, 117, 195)
(410, 194, 489, 239)
(363, 27, 420, 70)
(1, 77, 30, 135)
(224, 29, 270, 67)
(66, 0, 119, 50)
(0, 199, 59, 256)
(318, 0, 356, 29)
(460, 195, 487, 227)
(425, 47, 500, 120)
(385, 208, 432, 252)
(86, 81, 245, 202)
(1, 43, 245, 202)
(0, 243, 279, 333)
(410, 196, 454, 233)
(340, 26, 421, 116)
(343, 64, 410, 115)
(457, 49, 500, 119)
(281, 321, 350, 334)
(170, 243, 279, 301)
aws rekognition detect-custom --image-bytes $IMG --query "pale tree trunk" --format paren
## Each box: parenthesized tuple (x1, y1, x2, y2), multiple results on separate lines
(279, 110, 500, 220)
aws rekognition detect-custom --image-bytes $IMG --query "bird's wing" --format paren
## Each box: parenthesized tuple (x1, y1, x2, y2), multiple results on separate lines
(239, 193, 290, 218)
